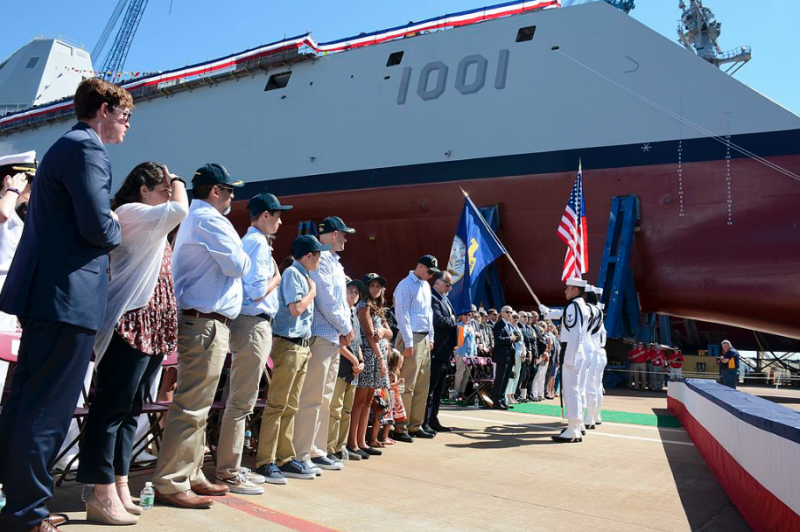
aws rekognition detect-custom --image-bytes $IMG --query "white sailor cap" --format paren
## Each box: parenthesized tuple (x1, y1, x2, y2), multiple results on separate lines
(0, 150, 37, 173)
(565, 278, 587, 288)
(593, 286, 603, 296)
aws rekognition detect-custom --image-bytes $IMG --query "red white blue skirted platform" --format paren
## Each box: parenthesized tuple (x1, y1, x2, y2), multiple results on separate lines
(668, 379, 800, 532)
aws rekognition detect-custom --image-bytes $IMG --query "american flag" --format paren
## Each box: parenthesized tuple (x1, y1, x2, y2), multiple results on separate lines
(557, 162, 588, 281)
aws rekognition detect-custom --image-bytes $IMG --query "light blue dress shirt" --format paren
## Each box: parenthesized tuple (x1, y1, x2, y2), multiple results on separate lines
(272, 260, 314, 339)
(172, 200, 251, 320)
(309, 250, 352, 344)
(393, 271, 433, 347)
(240, 226, 279, 318)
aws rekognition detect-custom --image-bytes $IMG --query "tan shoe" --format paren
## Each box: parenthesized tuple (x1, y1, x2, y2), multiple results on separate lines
(28, 519, 61, 532)
(191, 479, 230, 496)
(86, 490, 139, 525)
(154, 489, 213, 509)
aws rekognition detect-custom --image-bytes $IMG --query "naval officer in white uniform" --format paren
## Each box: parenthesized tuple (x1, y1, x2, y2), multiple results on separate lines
(581, 285, 604, 430)
(0, 151, 36, 331)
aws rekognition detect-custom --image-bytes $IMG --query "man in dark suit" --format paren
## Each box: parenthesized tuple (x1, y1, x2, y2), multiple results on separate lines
(424, 271, 458, 434)
(491, 306, 519, 409)
(0, 78, 129, 532)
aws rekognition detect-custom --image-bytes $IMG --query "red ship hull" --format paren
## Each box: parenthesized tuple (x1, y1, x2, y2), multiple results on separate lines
(228, 150, 800, 341)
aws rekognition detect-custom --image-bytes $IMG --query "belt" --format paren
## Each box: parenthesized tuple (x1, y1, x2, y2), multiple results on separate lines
(181, 310, 231, 326)
(274, 335, 310, 348)
(413, 331, 429, 335)
(258, 313, 274, 323)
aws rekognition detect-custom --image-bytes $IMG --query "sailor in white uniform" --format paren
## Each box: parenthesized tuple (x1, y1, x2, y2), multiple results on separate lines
(0, 151, 36, 331)
(592, 296, 608, 426)
(540, 277, 589, 443)
(582, 285, 604, 429)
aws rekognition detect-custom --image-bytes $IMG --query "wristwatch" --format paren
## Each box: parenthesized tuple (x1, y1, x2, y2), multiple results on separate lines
(6, 187, 21, 196)
(170, 177, 187, 186)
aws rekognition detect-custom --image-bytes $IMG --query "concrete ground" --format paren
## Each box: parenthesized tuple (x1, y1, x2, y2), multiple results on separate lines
(44, 391, 758, 532)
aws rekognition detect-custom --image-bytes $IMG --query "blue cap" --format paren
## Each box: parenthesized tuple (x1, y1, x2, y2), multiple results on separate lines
(418, 254, 440, 273)
(192, 163, 244, 188)
(362, 272, 387, 286)
(291, 235, 331, 259)
(248, 192, 293, 216)
(318, 216, 355, 235)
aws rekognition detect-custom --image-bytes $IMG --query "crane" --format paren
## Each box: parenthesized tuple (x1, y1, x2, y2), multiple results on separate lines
(92, 0, 150, 82)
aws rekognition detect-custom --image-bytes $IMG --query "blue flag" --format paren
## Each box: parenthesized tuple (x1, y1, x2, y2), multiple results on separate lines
(446, 194, 507, 315)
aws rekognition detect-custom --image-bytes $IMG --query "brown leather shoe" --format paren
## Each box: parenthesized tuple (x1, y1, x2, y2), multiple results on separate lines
(154, 489, 213, 509)
(48, 514, 69, 527)
(191, 479, 230, 496)
(29, 519, 61, 532)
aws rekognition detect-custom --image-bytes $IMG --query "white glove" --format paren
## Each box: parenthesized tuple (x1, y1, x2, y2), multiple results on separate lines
(538, 304, 550, 315)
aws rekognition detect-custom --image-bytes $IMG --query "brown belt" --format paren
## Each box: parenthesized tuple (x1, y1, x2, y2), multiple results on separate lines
(180, 310, 231, 326)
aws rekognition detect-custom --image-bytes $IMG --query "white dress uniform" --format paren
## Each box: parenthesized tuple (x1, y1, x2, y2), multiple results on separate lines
(581, 297, 601, 429)
(553, 281, 590, 442)
(0, 208, 23, 331)
(592, 303, 608, 425)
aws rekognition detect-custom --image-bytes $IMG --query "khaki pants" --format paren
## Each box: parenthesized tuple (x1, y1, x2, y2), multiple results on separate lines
(215, 315, 272, 479)
(255, 337, 310, 468)
(153, 316, 230, 494)
(294, 337, 340, 461)
(327, 376, 357, 455)
(395, 332, 431, 434)
(454, 356, 471, 395)
(631, 362, 647, 390)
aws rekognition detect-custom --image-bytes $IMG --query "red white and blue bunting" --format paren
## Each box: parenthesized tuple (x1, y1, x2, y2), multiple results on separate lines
(0, 0, 559, 128)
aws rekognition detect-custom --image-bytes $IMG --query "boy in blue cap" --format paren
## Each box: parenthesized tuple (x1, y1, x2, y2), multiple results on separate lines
(254, 235, 330, 483)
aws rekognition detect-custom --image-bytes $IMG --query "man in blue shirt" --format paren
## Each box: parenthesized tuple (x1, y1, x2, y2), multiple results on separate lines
(215, 193, 292, 494)
(392, 255, 439, 442)
(295, 216, 355, 473)
(255, 235, 329, 483)
(719, 340, 740, 389)
(153, 163, 250, 509)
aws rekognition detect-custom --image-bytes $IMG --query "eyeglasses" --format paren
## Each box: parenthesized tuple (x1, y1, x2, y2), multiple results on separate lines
(216, 184, 234, 194)
(113, 106, 132, 122)
(444, 281, 452, 287)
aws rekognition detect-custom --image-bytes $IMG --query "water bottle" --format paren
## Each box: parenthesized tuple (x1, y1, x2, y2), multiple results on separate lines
(244, 429, 253, 450)
(80, 483, 94, 503)
(139, 482, 155, 511)
(0, 483, 6, 513)
(473, 395, 480, 409)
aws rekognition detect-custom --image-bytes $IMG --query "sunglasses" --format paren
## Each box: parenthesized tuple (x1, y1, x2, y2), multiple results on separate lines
(113, 106, 132, 122)
(216, 184, 234, 194)
(444, 281, 453, 287)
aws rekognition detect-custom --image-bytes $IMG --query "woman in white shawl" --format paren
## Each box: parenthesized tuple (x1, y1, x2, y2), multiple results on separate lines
(77, 162, 188, 525)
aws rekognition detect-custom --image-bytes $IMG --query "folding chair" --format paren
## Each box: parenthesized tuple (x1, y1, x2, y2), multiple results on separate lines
(128, 351, 177, 468)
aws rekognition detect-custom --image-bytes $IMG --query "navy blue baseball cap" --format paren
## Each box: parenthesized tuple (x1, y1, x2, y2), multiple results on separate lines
(318, 216, 355, 235)
(248, 192, 293, 216)
(192, 163, 244, 188)
(346, 277, 365, 295)
(291, 235, 331, 259)
(418, 254, 440, 273)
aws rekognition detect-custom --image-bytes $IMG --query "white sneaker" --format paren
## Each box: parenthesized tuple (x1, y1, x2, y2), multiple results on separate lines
(241, 467, 266, 484)
(303, 459, 323, 476)
(216, 472, 264, 495)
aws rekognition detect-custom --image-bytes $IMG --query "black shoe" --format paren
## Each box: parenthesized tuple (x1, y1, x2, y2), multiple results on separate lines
(429, 423, 452, 433)
(422, 424, 438, 435)
(347, 447, 369, 460)
(409, 429, 434, 439)
(392, 432, 414, 443)
(498, 403, 510, 410)
(552, 434, 582, 443)
(361, 446, 382, 456)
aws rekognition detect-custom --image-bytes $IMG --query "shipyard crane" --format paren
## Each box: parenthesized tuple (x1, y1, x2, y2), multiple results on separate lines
(677, 0, 751, 75)
(92, 0, 150, 82)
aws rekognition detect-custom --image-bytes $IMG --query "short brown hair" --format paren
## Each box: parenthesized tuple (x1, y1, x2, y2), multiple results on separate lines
(74, 78, 134, 120)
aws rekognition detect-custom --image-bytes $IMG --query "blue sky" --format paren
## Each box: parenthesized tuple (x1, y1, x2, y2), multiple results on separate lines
(3, 0, 798, 115)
